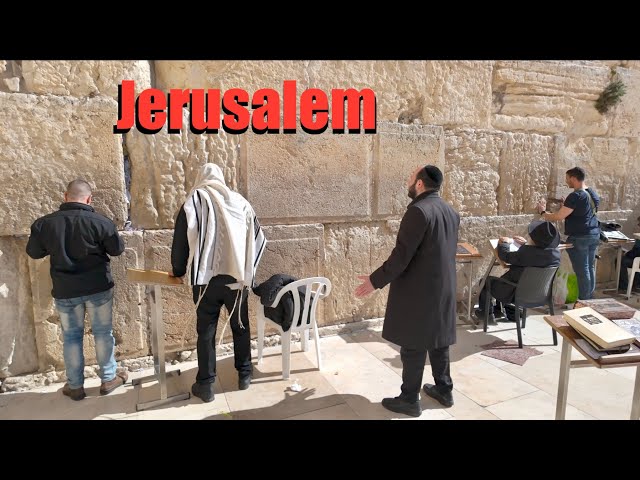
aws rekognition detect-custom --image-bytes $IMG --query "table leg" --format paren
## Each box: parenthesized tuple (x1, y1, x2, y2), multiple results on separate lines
(602, 245, 623, 293)
(467, 261, 476, 327)
(134, 285, 190, 411)
(555, 339, 572, 420)
(631, 366, 640, 420)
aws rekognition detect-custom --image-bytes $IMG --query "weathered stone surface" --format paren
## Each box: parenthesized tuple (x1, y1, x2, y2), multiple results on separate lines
(621, 140, 640, 227)
(111, 232, 147, 358)
(608, 67, 640, 138)
(422, 61, 493, 128)
(497, 132, 554, 215)
(240, 129, 372, 223)
(323, 221, 400, 324)
(0, 237, 38, 377)
(0, 60, 23, 93)
(22, 61, 151, 98)
(155, 60, 309, 94)
(555, 136, 630, 211)
(142, 230, 197, 353)
(376, 123, 444, 217)
(305, 60, 430, 124)
(126, 108, 238, 229)
(0, 93, 127, 235)
(28, 232, 146, 371)
(492, 61, 610, 135)
(443, 129, 503, 216)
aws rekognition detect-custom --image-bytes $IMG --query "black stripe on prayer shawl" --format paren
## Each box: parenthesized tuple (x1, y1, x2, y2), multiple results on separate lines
(208, 200, 217, 270)
(198, 191, 209, 265)
(254, 215, 261, 240)
(254, 234, 266, 270)
(193, 194, 202, 282)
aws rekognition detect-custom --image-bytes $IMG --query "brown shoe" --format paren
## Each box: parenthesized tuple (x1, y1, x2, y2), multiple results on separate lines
(100, 371, 128, 395)
(62, 383, 86, 401)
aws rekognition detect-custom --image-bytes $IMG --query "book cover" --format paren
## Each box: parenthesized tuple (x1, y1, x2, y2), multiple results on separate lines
(575, 298, 636, 320)
(563, 307, 636, 349)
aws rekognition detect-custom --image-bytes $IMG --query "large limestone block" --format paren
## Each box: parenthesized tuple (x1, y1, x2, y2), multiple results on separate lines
(28, 232, 146, 371)
(443, 129, 503, 216)
(492, 61, 610, 135)
(555, 136, 629, 210)
(142, 230, 196, 353)
(251, 224, 325, 335)
(1, 60, 21, 93)
(422, 61, 493, 128)
(324, 221, 400, 324)
(497, 132, 554, 215)
(0, 93, 127, 235)
(305, 60, 430, 124)
(126, 108, 239, 229)
(621, 140, 640, 222)
(376, 123, 444, 217)
(240, 129, 372, 223)
(155, 60, 309, 94)
(21, 61, 151, 98)
(608, 67, 640, 138)
(0, 237, 38, 377)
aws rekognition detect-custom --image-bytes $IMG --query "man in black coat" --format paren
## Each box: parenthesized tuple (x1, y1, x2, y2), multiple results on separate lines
(355, 165, 460, 417)
(475, 220, 561, 322)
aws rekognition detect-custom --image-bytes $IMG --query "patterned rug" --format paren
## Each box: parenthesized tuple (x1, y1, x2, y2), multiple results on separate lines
(480, 340, 543, 366)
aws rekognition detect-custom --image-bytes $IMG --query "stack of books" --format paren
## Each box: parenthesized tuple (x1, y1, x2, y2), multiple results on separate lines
(564, 307, 640, 363)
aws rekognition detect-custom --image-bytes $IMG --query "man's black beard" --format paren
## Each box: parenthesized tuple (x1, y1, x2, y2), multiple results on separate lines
(408, 182, 418, 200)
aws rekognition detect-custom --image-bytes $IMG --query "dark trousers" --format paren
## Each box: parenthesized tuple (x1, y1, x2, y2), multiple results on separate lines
(478, 275, 515, 313)
(400, 345, 453, 403)
(193, 276, 252, 385)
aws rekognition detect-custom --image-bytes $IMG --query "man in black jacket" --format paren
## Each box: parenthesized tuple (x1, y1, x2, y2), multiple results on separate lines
(355, 165, 460, 417)
(26, 179, 127, 401)
(475, 220, 561, 322)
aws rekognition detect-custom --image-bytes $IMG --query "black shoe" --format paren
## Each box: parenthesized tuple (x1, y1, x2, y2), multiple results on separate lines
(422, 384, 454, 408)
(238, 372, 252, 391)
(191, 382, 215, 403)
(474, 309, 487, 321)
(381, 396, 422, 417)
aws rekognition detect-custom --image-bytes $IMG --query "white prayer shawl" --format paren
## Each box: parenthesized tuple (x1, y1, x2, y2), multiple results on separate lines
(184, 164, 267, 292)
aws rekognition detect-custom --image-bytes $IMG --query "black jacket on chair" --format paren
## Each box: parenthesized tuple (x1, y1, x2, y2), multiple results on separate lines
(493, 244, 561, 303)
(253, 274, 314, 332)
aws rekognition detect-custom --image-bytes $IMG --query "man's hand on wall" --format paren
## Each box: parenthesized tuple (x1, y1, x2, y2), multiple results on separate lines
(355, 275, 375, 298)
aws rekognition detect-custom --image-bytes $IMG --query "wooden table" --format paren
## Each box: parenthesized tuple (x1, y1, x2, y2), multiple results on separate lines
(456, 242, 483, 327)
(126, 268, 191, 411)
(544, 315, 640, 420)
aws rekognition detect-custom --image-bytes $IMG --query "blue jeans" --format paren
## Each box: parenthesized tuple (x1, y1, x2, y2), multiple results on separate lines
(566, 234, 600, 300)
(54, 288, 117, 389)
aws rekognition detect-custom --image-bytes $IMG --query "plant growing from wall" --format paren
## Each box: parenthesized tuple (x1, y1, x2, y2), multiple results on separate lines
(595, 67, 626, 114)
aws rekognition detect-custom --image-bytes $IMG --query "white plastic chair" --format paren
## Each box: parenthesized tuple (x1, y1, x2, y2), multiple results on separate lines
(256, 277, 332, 379)
(626, 257, 640, 299)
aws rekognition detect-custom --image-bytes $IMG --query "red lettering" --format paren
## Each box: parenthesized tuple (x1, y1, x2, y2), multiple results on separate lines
(252, 89, 280, 132)
(136, 89, 166, 133)
(114, 80, 135, 133)
(283, 80, 297, 131)
(300, 89, 328, 133)
(331, 88, 377, 132)
(167, 89, 190, 132)
(191, 90, 221, 133)
(222, 89, 250, 133)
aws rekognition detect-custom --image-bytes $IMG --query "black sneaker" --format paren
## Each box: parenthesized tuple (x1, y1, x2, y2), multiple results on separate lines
(381, 396, 422, 417)
(238, 372, 252, 391)
(422, 383, 454, 408)
(191, 382, 215, 403)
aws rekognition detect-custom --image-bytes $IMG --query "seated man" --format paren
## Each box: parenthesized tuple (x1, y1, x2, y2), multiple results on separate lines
(475, 220, 561, 321)
(619, 216, 640, 292)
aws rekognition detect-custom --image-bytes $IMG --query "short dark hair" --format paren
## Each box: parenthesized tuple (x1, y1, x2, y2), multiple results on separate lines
(66, 179, 92, 199)
(566, 167, 586, 182)
(416, 165, 443, 190)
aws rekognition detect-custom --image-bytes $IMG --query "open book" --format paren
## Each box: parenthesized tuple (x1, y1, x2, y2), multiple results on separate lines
(600, 230, 631, 242)
(490, 238, 522, 253)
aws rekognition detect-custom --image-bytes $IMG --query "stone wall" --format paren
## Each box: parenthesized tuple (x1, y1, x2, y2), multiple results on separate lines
(1, 60, 638, 379)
